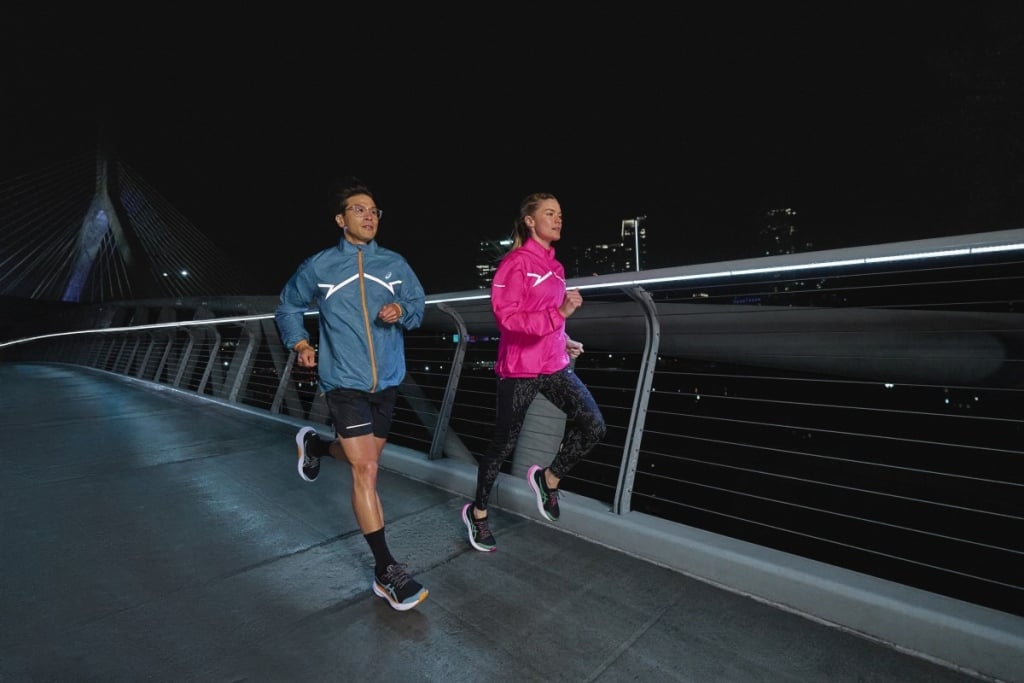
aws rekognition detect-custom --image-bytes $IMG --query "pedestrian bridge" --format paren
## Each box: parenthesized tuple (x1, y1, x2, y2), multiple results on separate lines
(2, 230, 1023, 682)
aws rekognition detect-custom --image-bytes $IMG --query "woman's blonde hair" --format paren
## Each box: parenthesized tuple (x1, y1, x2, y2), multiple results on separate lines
(510, 192, 558, 249)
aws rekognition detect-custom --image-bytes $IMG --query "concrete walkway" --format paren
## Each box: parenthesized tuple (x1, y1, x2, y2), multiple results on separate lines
(0, 363, 991, 682)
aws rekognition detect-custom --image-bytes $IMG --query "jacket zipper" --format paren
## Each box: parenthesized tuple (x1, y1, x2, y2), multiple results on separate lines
(357, 250, 379, 392)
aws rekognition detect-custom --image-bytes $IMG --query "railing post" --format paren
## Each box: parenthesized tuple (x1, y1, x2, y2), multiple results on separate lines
(613, 286, 660, 515)
(173, 330, 196, 388)
(428, 303, 468, 460)
(154, 332, 174, 383)
(196, 325, 221, 395)
(136, 332, 155, 379)
(225, 322, 259, 403)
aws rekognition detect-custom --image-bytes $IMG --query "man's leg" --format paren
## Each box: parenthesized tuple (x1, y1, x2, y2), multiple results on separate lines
(337, 432, 427, 611)
(327, 387, 426, 611)
(335, 433, 387, 533)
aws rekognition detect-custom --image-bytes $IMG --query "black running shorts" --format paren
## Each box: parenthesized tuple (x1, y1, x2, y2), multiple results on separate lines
(324, 386, 398, 439)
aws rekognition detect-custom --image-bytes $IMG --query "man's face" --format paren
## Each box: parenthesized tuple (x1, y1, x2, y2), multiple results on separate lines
(336, 193, 380, 245)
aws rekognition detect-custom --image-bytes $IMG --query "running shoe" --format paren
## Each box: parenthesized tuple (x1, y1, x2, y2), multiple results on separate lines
(527, 464, 560, 521)
(461, 503, 496, 552)
(373, 563, 428, 611)
(295, 426, 320, 482)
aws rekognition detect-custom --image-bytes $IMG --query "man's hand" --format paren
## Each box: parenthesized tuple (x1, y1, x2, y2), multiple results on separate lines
(566, 338, 584, 359)
(378, 302, 402, 324)
(294, 341, 317, 368)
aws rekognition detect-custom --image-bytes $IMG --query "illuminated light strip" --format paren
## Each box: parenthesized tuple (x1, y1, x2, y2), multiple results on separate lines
(972, 242, 1024, 254)
(425, 293, 491, 305)
(864, 248, 971, 263)
(730, 258, 866, 276)
(0, 314, 280, 349)
(574, 271, 736, 290)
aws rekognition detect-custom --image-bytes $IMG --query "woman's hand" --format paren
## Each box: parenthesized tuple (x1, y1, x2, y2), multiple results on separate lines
(558, 288, 582, 318)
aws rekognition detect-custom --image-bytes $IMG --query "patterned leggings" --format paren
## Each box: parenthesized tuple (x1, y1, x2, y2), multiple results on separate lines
(473, 367, 606, 511)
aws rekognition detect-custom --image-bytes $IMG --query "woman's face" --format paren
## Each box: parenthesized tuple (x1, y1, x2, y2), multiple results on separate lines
(527, 198, 563, 247)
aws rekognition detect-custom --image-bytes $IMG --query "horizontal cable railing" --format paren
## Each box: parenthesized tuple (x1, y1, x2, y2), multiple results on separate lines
(2, 230, 1023, 619)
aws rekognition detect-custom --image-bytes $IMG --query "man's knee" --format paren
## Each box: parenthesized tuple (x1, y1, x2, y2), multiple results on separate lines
(350, 458, 379, 482)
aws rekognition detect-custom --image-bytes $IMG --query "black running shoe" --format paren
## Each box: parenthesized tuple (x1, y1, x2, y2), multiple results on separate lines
(461, 503, 496, 552)
(373, 563, 428, 611)
(527, 465, 560, 521)
(295, 426, 320, 482)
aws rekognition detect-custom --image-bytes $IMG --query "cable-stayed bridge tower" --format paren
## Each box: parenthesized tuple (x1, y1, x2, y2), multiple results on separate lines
(1, 147, 256, 304)
(62, 155, 136, 302)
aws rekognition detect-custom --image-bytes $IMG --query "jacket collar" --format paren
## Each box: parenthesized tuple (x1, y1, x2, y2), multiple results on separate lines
(338, 236, 377, 254)
(521, 237, 556, 261)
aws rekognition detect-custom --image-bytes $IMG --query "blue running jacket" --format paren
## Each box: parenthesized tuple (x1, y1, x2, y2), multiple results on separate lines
(275, 237, 425, 394)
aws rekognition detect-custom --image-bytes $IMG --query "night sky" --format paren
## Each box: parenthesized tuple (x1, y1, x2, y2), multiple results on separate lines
(4, 4, 1023, 294)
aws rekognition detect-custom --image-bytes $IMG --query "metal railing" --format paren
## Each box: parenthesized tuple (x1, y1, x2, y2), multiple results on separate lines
(4, 229, 1023, 623)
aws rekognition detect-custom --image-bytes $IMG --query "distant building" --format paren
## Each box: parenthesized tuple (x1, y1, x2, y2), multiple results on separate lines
(570, 215, 648, 277)
(476, 236, 513, 289)
(758, 208, 813, 255)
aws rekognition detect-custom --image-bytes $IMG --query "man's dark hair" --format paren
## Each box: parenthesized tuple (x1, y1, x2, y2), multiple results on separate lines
(329, 176, 374, 216)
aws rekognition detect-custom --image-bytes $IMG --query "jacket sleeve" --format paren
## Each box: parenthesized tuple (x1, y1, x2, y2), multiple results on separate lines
(274, 256, 318, 349)
(396, 259, 426, 331)
(491, 254, 563, 338)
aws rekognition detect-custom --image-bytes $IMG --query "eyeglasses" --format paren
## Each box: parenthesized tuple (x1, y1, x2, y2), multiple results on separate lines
(346, 205, 383, 219)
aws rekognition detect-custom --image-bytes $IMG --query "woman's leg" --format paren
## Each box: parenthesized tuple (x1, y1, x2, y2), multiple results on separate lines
(473, 377, 539, 515)
(541, 369, 607, 485)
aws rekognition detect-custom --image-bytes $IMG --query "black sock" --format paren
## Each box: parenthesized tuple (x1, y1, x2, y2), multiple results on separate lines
(307, 435, 330, 458)
(365, 528, 396, 575)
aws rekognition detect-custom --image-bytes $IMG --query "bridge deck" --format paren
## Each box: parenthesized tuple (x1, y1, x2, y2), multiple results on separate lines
(0, 363, 983, 681)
